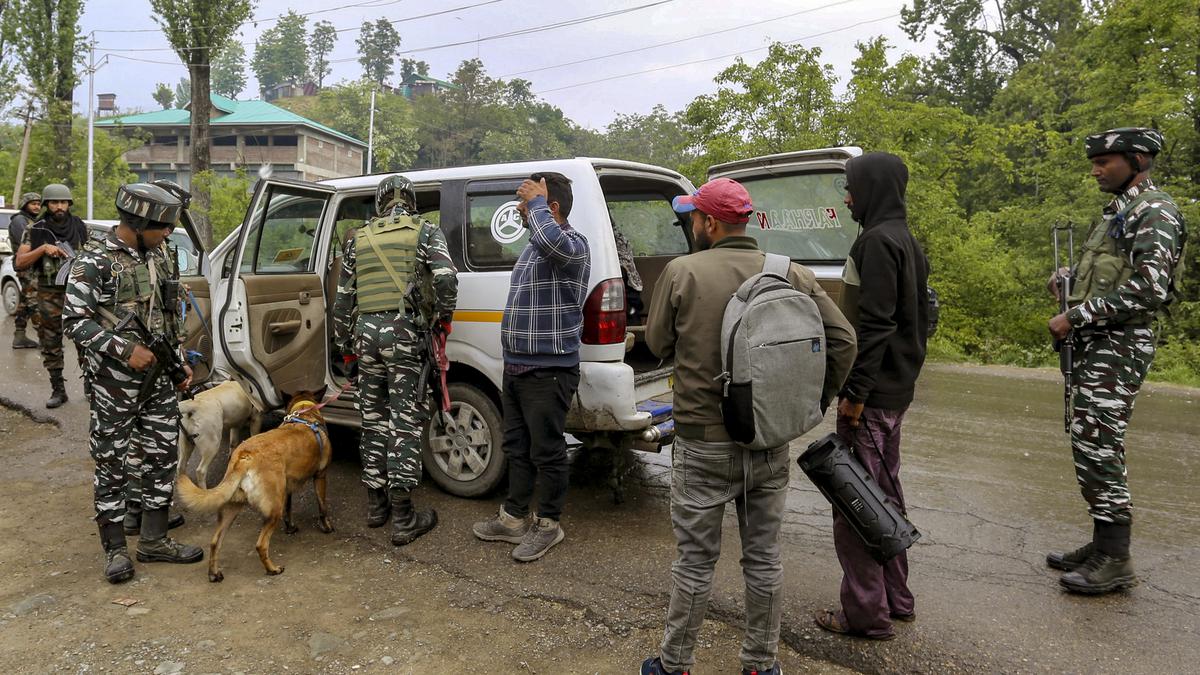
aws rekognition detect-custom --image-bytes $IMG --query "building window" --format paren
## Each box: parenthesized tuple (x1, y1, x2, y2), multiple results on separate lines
(213, 135, 237, 146)
(245, 135, 269, 147)
(273, 135, 298, 146)
(152, 135, 177, 146)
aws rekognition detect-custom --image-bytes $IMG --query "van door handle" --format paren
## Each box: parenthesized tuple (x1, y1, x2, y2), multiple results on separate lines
(269, 320, 302, 335)
(298, 291, 311, 305)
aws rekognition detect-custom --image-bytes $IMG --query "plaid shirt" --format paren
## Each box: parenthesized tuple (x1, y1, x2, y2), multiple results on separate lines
(501, 195, 591, 368)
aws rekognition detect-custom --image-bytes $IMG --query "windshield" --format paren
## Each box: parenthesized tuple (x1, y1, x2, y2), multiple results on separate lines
(738, 170, 857, 262)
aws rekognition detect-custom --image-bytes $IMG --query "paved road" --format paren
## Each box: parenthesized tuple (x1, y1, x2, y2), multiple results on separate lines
(1, 321, 1197, 673)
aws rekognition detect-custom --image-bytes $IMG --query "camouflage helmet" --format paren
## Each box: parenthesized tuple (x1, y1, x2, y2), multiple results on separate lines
(376, 174, 417, 217)
(41, 183, 73, 204)
(1085, 127, 1164, 158)
(115, 183, 183, 231)
(18, 192, 41, 210)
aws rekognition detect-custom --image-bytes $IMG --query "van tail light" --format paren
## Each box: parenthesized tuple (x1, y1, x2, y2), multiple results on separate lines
(582, 278, 626, 345)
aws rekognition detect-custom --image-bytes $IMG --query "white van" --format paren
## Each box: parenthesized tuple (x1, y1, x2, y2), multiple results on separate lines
(174, 150, 862, 498)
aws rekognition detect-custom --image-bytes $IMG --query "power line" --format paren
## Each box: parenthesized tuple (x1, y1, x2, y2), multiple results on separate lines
(90, 0, 412, 35)
(94, 0, 504, 52)
(534, 13, 902, 95)
(500, 0, 859, 78)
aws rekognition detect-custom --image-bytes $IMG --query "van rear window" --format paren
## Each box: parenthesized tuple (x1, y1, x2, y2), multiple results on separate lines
(738, 171, 856, 262)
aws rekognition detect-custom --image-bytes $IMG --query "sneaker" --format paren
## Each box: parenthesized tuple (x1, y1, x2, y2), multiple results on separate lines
(472, 507, 530, 544)
(641, 656, 688, 675)
(742, 664, 782, 675)
(512, 515, 564, 562)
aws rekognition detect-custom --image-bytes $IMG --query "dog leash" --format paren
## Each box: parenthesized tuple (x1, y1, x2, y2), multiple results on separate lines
(289, 380, 354, 416)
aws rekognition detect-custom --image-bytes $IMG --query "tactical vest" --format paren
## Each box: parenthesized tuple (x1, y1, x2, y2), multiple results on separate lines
(98, 247, 172, 338)
(1068, 189, 1174, 325)
(355, 213, 423, 315)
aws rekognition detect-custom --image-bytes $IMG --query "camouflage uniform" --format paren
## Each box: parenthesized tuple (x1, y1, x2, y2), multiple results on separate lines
(1065, 177, 1185, 525)
(63, 230, 183, 526)
(8, 210, 40, 338)
(20, 222, 81, 373)
(333, 208, 458, 493)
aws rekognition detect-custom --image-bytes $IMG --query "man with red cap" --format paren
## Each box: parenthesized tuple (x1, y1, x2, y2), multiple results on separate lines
(641, 178, 856, 675)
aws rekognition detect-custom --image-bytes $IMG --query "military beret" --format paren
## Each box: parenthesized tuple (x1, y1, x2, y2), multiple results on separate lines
(1085, 127, 1164, 158)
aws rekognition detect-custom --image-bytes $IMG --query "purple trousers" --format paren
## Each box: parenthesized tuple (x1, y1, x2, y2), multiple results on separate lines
(832, 406, 914, 638)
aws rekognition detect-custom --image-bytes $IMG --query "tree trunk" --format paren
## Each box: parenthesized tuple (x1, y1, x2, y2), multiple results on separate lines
(189, 59, 213, 250)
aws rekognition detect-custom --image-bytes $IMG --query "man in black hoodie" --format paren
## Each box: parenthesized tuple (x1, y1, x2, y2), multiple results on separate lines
(815, 152, 929, 641)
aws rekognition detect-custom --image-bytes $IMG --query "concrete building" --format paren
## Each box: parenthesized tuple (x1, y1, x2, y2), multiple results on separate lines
(95, 94, 367, 186)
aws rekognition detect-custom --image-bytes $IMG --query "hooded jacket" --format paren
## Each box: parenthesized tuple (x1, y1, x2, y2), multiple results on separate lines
(840, 152, 929, 410)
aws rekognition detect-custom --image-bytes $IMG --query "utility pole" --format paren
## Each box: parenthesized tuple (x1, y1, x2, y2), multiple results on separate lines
(366, 88, 376, 174)
(86, 34, 110, 220)
(12, 101, 34, 205)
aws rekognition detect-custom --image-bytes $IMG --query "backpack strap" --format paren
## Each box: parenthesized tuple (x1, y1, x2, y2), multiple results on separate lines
(762, 252, 790, 279)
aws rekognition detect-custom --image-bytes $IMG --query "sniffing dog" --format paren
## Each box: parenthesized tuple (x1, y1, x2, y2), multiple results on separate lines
(178, 380, 264, 488)
(177, 391, 334, 582)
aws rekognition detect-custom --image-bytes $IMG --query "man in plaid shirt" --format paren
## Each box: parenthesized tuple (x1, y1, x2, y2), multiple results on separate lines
(473, 172, 591, 562)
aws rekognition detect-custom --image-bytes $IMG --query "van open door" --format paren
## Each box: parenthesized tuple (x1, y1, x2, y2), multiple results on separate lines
(706, 147, 862, 311)
(217, 178, 336, 409)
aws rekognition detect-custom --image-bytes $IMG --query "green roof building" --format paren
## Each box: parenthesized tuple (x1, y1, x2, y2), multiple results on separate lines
(95, 94, 367, 186)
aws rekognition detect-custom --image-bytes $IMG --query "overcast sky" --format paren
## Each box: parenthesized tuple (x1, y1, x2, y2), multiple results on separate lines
(77, 0, 931, 130)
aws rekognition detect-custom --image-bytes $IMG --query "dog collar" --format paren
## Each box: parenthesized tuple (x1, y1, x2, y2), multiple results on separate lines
(282, 414, 325, 452)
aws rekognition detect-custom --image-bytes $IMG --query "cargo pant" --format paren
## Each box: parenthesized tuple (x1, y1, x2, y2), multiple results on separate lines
(36, 287, 67, 371)
(355, 311, 428, 491)
(833, 407, 914, 639)
(14, 268, 39, 332)
(1070, 327, 1154, 526)
(659, 436, 789, 673)
(89, 368, 180, 525)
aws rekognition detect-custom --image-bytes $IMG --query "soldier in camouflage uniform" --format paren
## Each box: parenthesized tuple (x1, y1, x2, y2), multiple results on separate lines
(1047, 128, 1186, 594)
(8, 191, 42, 349)
(14, 183, 87, 408)
(333, 174, 458, 547)
(63, 183, 204, 584)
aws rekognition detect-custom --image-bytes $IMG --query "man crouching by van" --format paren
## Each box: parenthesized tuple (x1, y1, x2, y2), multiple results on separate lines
(640, 178, 855, 675)
(472, 173, 590, 562)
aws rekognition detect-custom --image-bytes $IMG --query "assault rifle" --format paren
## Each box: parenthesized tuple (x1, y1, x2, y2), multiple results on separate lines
(115, 310, 191, 403)
(1051, 222, 1075, 434)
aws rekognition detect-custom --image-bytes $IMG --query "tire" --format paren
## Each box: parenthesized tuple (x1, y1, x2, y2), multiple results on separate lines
(2, 280, 18, 316)
(422, 382, 506, 498)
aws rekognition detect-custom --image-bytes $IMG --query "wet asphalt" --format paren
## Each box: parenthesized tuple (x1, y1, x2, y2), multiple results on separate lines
(1, 322, 1197, 673)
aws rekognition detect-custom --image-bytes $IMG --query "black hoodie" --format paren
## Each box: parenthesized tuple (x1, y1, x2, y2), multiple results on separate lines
(841, 152, 929, 410)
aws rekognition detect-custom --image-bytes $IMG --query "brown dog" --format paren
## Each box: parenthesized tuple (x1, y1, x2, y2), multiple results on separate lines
(177, 391, 334, 582)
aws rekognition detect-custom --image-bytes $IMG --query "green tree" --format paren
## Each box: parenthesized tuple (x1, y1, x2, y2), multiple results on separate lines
(212, 38, 247, 98)
(0, 0, 21, 112)
(191, 168, 253, 243)
(153, 83, 175, 110)
(399, 58, 429, 82)
(174, 77, 191, 108)
(151, 0, 254, 248)
(310, 20, 336, 89)
(278, 79, 418, 171)
(594, 105, 693, 170)
(251, 10, 309, 95)
(682, 44, 838, 177)
(12, 0, 85, 180)
(356, 19, 401, 86)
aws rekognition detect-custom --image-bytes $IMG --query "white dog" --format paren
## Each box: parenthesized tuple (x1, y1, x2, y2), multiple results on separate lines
(178, 380, 263, 488)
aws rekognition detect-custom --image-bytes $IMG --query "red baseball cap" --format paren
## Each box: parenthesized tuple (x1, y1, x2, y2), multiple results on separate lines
(672, 178, 754, 225)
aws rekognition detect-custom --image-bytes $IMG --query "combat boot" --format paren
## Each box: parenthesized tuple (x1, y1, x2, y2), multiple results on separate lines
(45, 369, 68, 409)
(1046, 543, 1095, 571)
(366, 486, 390, 528)
(1060, 521, 1135, 594)
(123, 502, 186, 536)
(98, 521, 134, 584)
(389, 488, 437, 546)
(12, 328, 37, 349)
(135, 508, 203, 564)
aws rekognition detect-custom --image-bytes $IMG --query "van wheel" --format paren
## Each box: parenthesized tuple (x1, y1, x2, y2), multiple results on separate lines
(422, 382, 505, 498)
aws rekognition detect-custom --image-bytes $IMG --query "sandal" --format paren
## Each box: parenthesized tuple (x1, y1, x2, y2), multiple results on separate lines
(814, 609, 897, 641)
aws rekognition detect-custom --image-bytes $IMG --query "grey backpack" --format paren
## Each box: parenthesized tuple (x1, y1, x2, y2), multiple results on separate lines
(718, 253, 826, 450)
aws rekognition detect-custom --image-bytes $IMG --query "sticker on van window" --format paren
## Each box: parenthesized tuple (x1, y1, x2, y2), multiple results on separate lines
(491, 200, 527, 245)
(754, 208, 845, 231)
(273, 247, 304, 263)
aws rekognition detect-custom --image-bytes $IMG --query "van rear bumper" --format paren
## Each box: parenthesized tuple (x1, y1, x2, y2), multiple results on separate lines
(566, 361, 667, 432)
